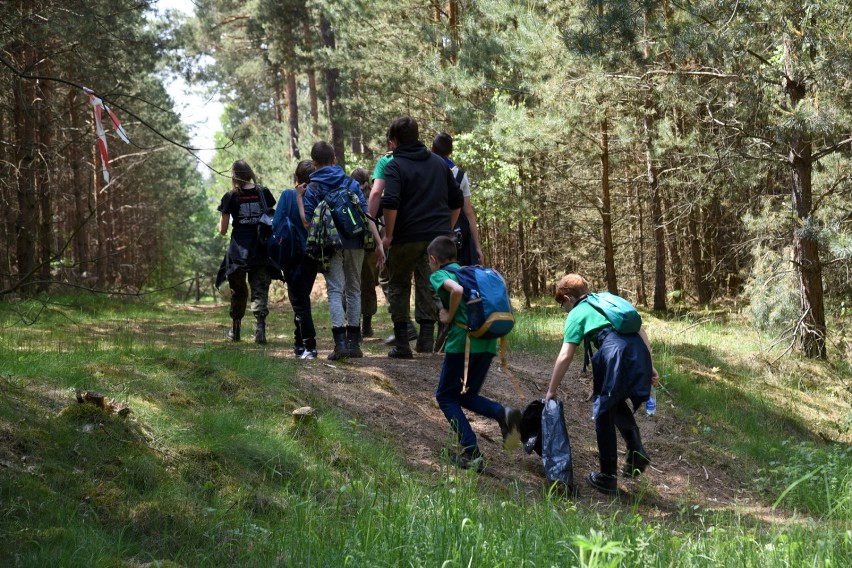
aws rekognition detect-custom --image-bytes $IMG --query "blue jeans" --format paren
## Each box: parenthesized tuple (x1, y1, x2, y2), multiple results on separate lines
(435, 352, 502, 452)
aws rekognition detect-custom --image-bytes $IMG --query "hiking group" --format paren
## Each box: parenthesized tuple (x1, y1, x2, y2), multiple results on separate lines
(215, 115, 659, 496)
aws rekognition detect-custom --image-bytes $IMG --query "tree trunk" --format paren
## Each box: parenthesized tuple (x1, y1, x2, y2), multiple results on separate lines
(663, 193, 683, 294)
(286, 70, 300, 159)
(303, 22, 320, 138)
(688, 204, 711, 304)
(631, 181, 647, 306)
(643, 97, 667, 311)
(68, 90, 89, 280)
(519, 216, 531, 309)
(785, 49, 826, 358)
(13, 62, 38, 293)
(36, 72, 52, 292)
(319, 13, 345, 170)
(600, 117, 617, 294)
(0, 109, 8, 290)
(272, 64, 283, 124)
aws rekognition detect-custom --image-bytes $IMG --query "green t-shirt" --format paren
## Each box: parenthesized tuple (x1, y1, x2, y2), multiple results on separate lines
(430, 263, 497, 354)
(371, 153, 393, 181)
(563, 302, 612, 344)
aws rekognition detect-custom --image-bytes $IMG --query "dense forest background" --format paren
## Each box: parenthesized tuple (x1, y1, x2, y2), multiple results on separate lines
(1, 0, 850, 359)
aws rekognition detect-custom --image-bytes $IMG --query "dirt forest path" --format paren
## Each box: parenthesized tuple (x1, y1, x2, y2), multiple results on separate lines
(198, 296, 770, 519)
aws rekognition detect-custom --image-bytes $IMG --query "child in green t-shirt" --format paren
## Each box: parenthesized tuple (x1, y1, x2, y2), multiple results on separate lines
(427, 235, 521, 472)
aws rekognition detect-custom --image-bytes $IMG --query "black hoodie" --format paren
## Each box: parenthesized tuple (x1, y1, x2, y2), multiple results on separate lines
(381, 141, 464, 244)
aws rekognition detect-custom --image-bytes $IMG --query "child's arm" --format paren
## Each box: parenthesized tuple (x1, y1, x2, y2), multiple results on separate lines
(639, 328, 660, 386)
(545, 341, 578, 402)
(438, 278, 464, 325)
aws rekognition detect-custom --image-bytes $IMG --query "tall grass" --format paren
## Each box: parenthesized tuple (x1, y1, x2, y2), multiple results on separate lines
(1, 295, 851, 566)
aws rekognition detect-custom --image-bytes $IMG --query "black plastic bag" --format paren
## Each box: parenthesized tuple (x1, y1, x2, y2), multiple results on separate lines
(520, 400, 544, 456)
(541, 399, 575, 492)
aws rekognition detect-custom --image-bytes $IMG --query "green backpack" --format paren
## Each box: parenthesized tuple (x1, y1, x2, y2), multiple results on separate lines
(577, 292, 642, 371)
(579, 292, 642, 334)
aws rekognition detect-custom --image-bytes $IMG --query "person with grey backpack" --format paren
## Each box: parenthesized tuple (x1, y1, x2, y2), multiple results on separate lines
(215, 159, 278, 344)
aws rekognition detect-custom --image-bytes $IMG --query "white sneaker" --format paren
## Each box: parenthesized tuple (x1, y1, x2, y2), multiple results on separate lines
(298, 349, 317, 360)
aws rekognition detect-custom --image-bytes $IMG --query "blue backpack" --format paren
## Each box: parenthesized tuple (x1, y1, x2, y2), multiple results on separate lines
(267, 190, 306, 277)
(267, 215, 304, 276)
(578, 292, 642, 334)
(444, 265, 514, 338)
(444, 266, 523, 397)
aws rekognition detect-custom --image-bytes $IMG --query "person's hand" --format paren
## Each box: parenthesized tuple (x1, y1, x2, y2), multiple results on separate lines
(374, 245, 386, 270)
(475, 247, 484, 265)
(295, 182, 307, 196)
(381, 235, 392, 250)
(651, 367, 660, 387)
(439, 308, 452, 325)
(544, 390, 556, 404)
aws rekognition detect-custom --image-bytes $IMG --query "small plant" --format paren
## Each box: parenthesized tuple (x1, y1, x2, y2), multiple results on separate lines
(573, 529, 629, 568)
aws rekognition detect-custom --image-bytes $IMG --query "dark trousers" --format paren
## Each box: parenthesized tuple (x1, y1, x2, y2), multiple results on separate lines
(361, 249, 380, 318)
(228, 267, 272, 320)
(435, 352, 502, 452)
(594, 398, 641, 473)
(386, 240, 440, 324)
(285, 259, 318, 350)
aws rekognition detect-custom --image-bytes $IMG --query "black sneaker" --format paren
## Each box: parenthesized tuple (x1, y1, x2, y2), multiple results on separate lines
(450, 449, 485, 473)
(622, 451, 651, 478)
(586, 471, 619, 495)
(497, 407, 522, 451)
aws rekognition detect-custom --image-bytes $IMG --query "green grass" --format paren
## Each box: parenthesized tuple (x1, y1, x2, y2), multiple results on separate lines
(1, 294, 851, 566)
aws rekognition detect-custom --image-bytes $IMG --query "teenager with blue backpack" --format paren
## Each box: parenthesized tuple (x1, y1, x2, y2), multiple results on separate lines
(545, 274, 660, 495)
(427, 235, 522, 472)
(269, 160, 319, 359)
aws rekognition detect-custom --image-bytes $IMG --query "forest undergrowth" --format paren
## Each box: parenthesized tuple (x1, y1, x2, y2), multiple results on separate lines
(0, 293, 850, 567)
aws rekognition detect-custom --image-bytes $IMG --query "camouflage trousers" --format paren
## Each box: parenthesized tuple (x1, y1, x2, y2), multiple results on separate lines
(385, 240, 440, 324)
(228, 267, 272, 320)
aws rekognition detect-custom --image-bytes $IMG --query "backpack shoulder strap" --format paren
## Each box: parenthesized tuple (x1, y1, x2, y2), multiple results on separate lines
(454, 167, 465, 186)
(257, 186, 269, 211)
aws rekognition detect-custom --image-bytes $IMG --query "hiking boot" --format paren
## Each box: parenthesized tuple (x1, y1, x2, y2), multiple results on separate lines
(254, 317, 267, 344)
(227, 319, 241, 342)
(622, 450, 651, 478)
(361, 315, 374, 338)
(497, 407, 522, 451)
(346, 326, 363, 358)
(383, 321, 418, 345)
(388, 345, 414, 359)
(388, 322, 414, 359)
(328, 327, 349, 361)
(450, 449, 485, 473)
(415, 321, 435, 353)
(586, 471, 619, 495)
